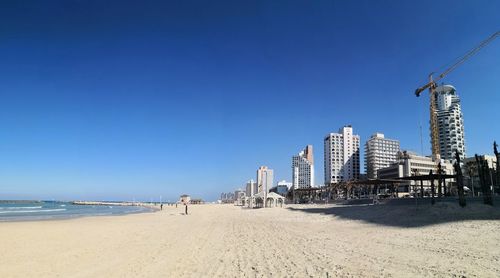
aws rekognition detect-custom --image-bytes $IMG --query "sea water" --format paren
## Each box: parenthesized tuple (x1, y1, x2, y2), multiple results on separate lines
(0, 201, 153, 221)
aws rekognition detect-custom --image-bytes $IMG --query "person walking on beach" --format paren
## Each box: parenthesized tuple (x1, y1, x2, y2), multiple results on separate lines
(185, 204, 188, 215)
(160, 204, 163, 210)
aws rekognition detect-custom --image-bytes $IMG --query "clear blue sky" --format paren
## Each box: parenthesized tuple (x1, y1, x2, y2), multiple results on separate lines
(0, 1, 498, 201)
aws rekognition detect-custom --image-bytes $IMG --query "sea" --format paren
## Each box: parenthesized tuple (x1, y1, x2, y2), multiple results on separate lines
(0, 201, 153, 222)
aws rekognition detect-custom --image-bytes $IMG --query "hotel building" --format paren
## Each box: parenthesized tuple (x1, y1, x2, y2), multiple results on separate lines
(365, 133, 400, 179)
(245, 179, 257, 197)
(324, 125, 360, 184)
(257, 166, 274, 194)
(292, 145, 315, 189)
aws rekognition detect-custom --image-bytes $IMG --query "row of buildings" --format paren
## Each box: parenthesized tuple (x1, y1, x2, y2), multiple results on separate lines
(222, 84, 494, 202)
(220, 166, 284, 207)
(319, 84, 470, 194)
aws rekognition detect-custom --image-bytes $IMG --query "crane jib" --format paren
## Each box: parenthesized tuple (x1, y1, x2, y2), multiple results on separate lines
(412, 30, 499, 158)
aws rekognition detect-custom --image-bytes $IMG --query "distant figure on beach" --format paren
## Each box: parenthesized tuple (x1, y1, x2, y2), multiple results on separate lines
(175, 203, 177, 208)
(185, 204, 188, 215)
(160, 204, 163, 210)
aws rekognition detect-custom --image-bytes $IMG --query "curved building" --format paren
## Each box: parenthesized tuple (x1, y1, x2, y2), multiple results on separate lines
(434, 85, 466, 161)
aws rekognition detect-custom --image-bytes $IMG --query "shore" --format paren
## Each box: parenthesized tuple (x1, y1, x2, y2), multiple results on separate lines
(1, 203, 500, 277)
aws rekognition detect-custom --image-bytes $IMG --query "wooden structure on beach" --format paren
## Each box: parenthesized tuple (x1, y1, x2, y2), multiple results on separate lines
(290, 173, 457, 204)
(190, 198, 204, 204)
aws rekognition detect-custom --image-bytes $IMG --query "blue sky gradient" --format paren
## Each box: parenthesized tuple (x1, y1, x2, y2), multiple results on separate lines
(0, 1, 499, 201)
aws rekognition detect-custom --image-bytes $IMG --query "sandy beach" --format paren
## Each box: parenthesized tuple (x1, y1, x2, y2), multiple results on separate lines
(1, 202, 500, 277)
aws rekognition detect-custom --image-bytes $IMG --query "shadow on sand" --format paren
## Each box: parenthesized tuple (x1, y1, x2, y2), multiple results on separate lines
(287, 197, 500, 228)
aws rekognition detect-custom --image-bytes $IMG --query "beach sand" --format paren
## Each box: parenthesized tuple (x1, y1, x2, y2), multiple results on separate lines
(1, 203, 500, 277)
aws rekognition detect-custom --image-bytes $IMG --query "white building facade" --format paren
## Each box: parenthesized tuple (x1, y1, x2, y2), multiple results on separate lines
(292, 145, 315, 189)
(434, 85, 466, 161)
(324, 125, 360, 184)
(257, 166, 274, 194)
(377, 150, 455, 193)
(245, 179, 257, 197)
(365, 133, 400, 179)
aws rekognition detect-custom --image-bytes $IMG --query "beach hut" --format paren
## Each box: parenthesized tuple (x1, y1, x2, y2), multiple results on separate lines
(179, 194, 191, 204)
(248, 191, 285, 208)
(266, 192, 285, 207)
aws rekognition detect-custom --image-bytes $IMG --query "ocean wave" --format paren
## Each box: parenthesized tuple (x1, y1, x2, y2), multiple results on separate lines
(0, 206, 43, 210)
(0, 208, 66, 214)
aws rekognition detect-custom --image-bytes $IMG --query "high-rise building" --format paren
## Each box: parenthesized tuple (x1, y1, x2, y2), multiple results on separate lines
(364, 133, 400, 179)
(256, 166, 274, 194)
(434, 85, 466, 161)
(245, 179, 257, 197)
(220, 192, 235, 203)
(292, 145, 314, 189)
(324, 125, 360, 184)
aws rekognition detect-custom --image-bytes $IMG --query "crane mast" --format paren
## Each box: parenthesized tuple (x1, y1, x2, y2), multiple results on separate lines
(415, 31, 499, 160)
(428, 74, 440, 159)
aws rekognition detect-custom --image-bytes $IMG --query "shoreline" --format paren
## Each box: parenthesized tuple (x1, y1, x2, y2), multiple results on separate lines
(0, 207, 158, 223)
(0, 201, 159, 223)
(0, 206, 158, 223)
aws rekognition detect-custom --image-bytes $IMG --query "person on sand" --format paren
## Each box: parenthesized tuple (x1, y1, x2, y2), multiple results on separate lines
(160, 204, 163, 210)
(185, 203, 188, 215)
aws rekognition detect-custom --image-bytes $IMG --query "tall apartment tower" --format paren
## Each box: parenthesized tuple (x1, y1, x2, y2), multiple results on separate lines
(256, 166, 274, 194)
(292, 145, 315, 189)
(364, 133, 400, 179)
(434, 85, 466, 161)
(324, 125, 360, 184)
(245, 179, 257, 197)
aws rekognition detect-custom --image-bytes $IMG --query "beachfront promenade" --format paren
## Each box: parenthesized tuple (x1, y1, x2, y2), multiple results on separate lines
(1, 203, 500, 277)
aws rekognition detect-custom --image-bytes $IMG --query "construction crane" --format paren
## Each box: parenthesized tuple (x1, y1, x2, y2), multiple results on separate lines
(414, 31, 499, 159)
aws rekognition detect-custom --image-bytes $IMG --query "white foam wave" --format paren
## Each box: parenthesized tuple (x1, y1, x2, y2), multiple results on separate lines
(0, 208, 66, 214)
(0, 206, 43, 210)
